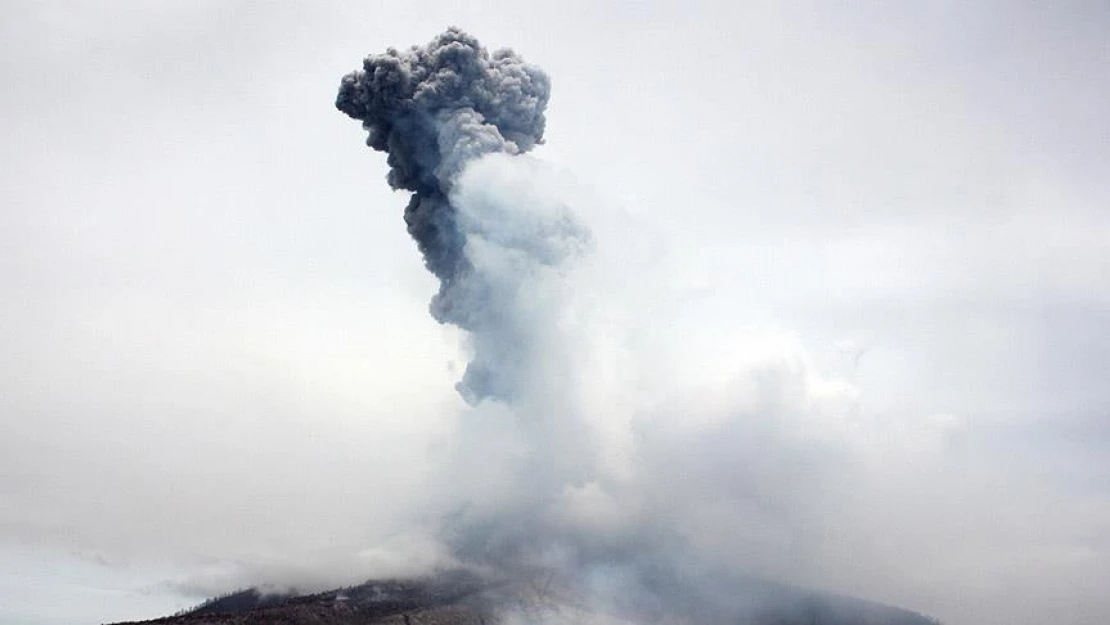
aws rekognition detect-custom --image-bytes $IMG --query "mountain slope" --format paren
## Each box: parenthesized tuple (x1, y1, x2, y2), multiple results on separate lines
(110, 570, 938, 625)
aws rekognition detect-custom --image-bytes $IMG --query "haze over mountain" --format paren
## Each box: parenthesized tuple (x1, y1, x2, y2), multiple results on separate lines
(2, 4, 1108, 625)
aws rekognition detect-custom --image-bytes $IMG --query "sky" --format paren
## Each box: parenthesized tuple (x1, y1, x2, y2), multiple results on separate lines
(1, 2, 1108, 624)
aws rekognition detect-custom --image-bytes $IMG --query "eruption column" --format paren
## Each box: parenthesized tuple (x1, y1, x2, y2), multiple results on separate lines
(336, 28, 553, 403)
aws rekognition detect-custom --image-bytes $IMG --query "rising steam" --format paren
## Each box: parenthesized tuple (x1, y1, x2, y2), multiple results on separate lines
(335, 28, 931, 624)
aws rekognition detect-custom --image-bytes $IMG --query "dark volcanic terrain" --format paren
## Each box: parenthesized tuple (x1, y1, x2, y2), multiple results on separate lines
(110, 570, 938, 625)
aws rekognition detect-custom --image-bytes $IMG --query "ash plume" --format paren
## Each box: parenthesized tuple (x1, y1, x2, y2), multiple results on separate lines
(337, 26, 606, 578)
(336, 23, 641, 597)
(335, 28, 938, 625)
(336, 27, 553, 403)
(333, 25, 750, 614)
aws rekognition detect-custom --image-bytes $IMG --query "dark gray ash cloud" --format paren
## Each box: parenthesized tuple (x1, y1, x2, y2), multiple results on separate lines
(337, 29, 551, 404)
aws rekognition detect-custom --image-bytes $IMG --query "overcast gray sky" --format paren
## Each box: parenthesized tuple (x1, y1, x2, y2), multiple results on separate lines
(1, 2, 1108, 625)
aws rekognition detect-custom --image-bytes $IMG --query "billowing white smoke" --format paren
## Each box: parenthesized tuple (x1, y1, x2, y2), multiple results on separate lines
(436, 155, 873, 615)
(337, 28, 914, 622)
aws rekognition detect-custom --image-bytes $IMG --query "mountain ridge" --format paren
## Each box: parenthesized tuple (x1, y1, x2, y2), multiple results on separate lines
(108, 569, 939, 625)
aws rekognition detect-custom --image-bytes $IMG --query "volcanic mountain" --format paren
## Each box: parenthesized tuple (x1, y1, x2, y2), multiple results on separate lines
(110, 569, 939, 625)
(110, 26, 946, 625)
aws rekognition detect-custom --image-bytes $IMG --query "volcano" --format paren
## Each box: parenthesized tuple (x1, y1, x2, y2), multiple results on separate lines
(110, 27, 948, 625)
(110, 569, 938, 625)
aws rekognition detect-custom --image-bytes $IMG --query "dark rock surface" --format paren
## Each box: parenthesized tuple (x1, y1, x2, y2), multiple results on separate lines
(109, 568, 938, 625)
